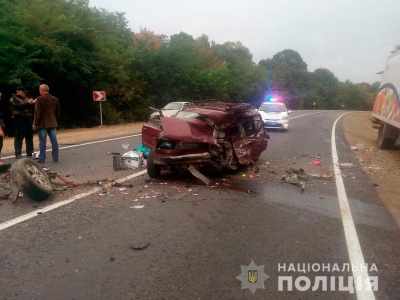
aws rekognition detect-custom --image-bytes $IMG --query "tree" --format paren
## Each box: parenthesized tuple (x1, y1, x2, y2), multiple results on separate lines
(271, 49, 308, 72)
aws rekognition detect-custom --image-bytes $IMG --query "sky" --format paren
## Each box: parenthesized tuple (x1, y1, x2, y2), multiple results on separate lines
(89, 0, 399, 84)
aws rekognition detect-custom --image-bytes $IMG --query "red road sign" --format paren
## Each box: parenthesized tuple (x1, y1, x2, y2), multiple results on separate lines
(93, 91, 106, 101)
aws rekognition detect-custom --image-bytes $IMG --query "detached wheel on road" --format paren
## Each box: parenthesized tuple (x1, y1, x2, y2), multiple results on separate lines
(10, 158, 53, 201)
(147, 151, 161, 178)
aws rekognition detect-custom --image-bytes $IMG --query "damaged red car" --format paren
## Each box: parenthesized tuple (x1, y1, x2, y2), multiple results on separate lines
(141, 100, 270, 178)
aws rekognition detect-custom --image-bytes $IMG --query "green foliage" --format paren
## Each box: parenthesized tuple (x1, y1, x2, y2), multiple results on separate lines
(0, 0, 381, 129)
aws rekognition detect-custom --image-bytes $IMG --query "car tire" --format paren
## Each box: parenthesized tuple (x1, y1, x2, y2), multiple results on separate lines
(147, 151, 161, 178)
(10, 158, 53, 201)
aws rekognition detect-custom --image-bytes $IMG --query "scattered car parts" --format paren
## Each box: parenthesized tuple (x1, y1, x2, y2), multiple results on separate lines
(10, 158, 53, 201)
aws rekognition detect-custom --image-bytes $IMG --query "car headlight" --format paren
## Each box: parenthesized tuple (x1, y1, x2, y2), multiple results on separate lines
(281, 115, 289, 120)
(159, 141, 173, 149)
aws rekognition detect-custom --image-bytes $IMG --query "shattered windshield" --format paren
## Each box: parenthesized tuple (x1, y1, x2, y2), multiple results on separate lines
(175, 111, 199, 119)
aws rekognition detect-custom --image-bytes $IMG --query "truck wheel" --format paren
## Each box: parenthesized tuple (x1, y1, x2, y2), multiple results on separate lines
(147, 152, 161, 178)
(10, 158, 53, 201)
(377, 124, 394, 149)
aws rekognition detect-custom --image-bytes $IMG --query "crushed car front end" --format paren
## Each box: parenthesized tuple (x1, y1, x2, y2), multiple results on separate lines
(141, 101, 270, 177)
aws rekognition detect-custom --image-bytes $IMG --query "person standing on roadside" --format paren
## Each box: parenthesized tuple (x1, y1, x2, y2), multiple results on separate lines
(10, 86, 34, 159)
(31, 84, 60, 163)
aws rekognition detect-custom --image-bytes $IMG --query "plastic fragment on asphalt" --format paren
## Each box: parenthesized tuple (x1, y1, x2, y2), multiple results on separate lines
(129, 243, 150, 250)
(339, 163, 355, 168)
(131, 205, 144, 209)
(312, 159, 322, 166)
(309, 173, 333, 180)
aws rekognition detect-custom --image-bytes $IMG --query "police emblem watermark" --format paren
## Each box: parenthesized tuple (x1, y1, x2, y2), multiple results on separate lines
(236, 261, 270, 294)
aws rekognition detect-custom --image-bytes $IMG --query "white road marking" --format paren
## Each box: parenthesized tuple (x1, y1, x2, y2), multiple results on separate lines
(2, 134, 142, 160)
(289, 111, 326, 120)
(0, 170, 147, 232)
(331, 113, 376, 300)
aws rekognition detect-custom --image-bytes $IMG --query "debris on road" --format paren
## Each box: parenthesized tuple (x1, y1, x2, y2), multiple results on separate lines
(10, 158, 53, 201)
(129, 243, 150, 251)
(188, 165, 211, 185)
(309, 173, 333, 180)
(350, 144, 365, 151)
(131, 205, 144, 209)
(312, 159, 322, 166)
(281, 171, 306, 192)
(112, 182, 133, 188)
(311, 153, 321, 159)
(339, 163, 355, 168)
(112, 143, 150, 171)
(281, 167, 334, 192)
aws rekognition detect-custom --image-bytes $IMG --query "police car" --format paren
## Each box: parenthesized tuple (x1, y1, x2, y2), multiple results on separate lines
(258, 99, 290, 131)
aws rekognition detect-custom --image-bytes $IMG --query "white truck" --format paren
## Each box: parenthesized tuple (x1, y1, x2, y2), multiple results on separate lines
(372, 50, 400, 149)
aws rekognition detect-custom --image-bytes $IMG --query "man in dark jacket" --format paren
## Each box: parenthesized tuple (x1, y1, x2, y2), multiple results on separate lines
(10, 86, 34, 159)
(32, 84, 60, 163)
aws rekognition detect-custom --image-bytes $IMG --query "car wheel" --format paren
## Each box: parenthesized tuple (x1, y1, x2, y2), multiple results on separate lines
(147, 151, 161, 178)
(10, 158, 53, 201)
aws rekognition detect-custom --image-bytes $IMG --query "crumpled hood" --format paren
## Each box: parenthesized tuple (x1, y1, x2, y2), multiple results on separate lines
(160, 117, 215, 144)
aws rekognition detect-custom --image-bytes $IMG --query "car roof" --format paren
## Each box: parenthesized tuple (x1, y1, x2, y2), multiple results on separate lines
(262, 102, 286, 105)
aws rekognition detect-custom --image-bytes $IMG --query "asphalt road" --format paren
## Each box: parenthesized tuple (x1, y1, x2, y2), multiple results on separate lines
(0, 111, 399, 299)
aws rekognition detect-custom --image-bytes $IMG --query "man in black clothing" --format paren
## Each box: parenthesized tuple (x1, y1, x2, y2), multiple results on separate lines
(10, 86, 34, 159)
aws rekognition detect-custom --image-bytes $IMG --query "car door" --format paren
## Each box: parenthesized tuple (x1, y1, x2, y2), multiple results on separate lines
(142, 108, 162, 149)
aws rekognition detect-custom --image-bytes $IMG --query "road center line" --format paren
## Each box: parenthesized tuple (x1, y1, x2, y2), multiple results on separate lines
(331, 113, 375, 300)
(0, 170, 148, 232)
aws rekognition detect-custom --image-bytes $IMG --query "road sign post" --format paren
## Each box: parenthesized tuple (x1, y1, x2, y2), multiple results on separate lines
(93, 91, 106, 126)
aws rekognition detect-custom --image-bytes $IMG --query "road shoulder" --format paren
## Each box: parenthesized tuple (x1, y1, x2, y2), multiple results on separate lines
(343, 112, 400, 228)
